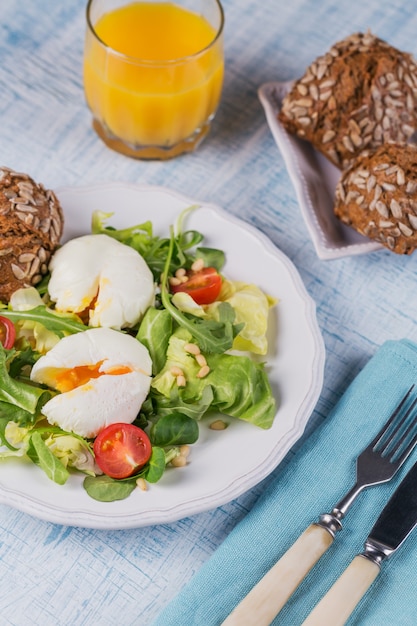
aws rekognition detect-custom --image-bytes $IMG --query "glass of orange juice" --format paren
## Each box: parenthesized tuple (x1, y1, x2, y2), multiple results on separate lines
(83, 0, 224, 159)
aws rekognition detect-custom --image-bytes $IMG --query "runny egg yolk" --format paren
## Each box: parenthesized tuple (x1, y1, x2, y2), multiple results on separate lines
(54, 360, 132, 392)
(77, 293, 99, 325)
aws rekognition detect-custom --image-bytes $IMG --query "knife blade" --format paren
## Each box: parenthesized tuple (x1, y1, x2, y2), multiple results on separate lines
(367, 458, 417, 555)
(302, 459, 417, 626)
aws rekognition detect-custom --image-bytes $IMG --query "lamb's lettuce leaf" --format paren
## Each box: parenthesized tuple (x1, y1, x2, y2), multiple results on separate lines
(150, 412, 199, 446)
(83, 446, 167, 502)
(26, 431, 69, 485)
(136, 307, 172, 375)
(83, 474, 138, 502)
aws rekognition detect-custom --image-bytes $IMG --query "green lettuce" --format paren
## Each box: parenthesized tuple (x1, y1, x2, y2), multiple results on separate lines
(151, 328, 276, 429)
(91, 207, 225, 281)
(43, 433, 96, 475)
(8, 287, 62, 353)
(0, 344, 52, 419)
(173, 280, 276, 356)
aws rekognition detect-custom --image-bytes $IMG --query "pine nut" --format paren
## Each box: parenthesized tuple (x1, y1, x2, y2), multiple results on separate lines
(169, 277, 181, 286)
(171, 455, 187, 467)
(195, 353, 207, 367)
(176, 374, 186, 387)
(175, 268, 187, 278)
(191, 258, 205, 272)
(180, 445, 190, 458)
(170, 366, 184, 377)
(184, 343, 200, 355)
(209, 419, 227, 430)
(196, 365, 210, 378)
(136, 477, 147, 491)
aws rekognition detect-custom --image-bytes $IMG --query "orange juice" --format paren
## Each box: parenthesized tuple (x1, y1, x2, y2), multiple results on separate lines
(83, 1, 224, 157)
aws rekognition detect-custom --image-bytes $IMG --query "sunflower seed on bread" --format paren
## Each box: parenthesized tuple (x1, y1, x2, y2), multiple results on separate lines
(278, 31, 417, 169)
(0, 166, 64, 302)
(334, 142, 417, 254)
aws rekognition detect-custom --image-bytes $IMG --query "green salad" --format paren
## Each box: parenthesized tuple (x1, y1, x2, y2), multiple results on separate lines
(0, 207, 277, 502)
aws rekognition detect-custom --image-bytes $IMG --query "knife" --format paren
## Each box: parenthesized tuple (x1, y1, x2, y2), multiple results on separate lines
(302, 459, 417, 626)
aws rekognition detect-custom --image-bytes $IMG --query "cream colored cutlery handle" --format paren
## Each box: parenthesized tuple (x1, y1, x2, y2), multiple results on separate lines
(302, 555, 380, 626)
(222, 524, 334, 626)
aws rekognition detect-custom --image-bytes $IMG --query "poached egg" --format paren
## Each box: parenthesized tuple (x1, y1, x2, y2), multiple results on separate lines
(48, 234, 155, 329)
(30, 327, 152, 438)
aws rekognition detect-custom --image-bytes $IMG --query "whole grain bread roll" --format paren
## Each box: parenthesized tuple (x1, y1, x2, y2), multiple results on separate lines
(0, 166, 64, 302)
(334, 142, 417, 254)
(278, 31, 417, 169)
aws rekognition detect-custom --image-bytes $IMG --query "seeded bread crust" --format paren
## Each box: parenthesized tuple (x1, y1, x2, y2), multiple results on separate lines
(0, 166, 64, 302)
(334, 142, 417, 254)
(278, 31, 417, 169)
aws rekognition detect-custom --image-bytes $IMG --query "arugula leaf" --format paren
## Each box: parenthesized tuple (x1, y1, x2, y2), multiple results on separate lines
(92, 210, 153, 241)
(91, 208, 225, 282)
(0, 400, 41, 428)
(7, 345, 38, 378)
(150, 413, 199, 446)
(160, 230, 242, 354)
(92, 209, 199, 280)
(1, 306, 88, 337)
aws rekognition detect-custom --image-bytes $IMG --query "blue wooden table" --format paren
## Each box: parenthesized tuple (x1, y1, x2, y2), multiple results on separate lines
(1, 0, 417, 624)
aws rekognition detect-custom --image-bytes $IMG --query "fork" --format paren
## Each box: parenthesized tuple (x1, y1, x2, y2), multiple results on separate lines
(222, 385, 417, 626)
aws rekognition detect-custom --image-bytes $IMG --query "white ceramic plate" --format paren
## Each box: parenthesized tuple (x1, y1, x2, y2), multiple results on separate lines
(258, 81, 383, 260)
(0, 183, 325, 529)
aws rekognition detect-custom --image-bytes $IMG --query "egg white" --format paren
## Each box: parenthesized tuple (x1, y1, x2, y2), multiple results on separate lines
(30, 327, 152, 438)
(48, 234, 155, 329)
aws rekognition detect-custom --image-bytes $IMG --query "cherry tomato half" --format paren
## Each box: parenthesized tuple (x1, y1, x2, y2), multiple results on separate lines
(93, 423, 152, 479)
(171, 267, 222, 305)
(0, 315, 16, 349)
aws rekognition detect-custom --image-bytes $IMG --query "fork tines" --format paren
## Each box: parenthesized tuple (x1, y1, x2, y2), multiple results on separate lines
(373, 384, 417, 463)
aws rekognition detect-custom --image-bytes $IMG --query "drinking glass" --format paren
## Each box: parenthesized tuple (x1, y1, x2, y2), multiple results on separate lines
(83, 0, 224, 159)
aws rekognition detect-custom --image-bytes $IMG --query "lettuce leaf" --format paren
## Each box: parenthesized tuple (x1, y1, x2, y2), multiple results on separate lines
(0, 344, 52, 418)
(151, 328, 276, 429)
(211, 280, 276, 355)
(172, 280, 276, 356)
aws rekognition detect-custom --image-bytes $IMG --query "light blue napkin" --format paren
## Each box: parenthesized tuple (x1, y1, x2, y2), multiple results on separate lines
(153, 339, 417, 625)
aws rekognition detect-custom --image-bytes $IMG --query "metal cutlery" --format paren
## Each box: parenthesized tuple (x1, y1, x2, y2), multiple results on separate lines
(302, 456, 417, 625)
(222, 385, 417, 626)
